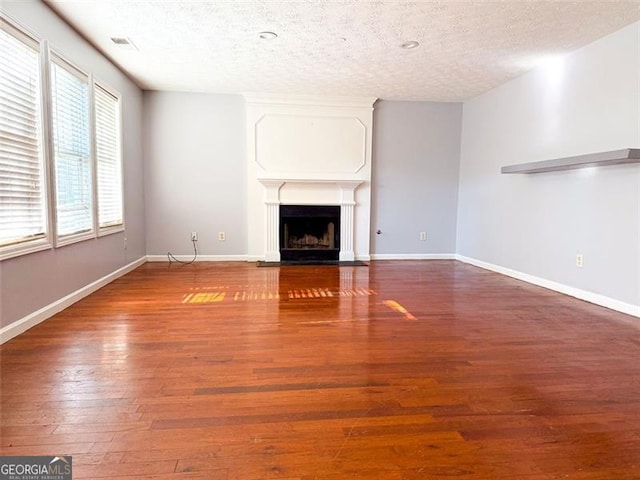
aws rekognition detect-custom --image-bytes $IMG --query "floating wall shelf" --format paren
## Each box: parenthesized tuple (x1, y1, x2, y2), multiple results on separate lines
(501, 148, 640, 174)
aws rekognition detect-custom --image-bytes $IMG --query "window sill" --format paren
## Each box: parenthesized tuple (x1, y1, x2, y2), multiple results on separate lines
(98, 224, 124, 237)
(56, 231, 96, 248)
(0, 238, 53, 261)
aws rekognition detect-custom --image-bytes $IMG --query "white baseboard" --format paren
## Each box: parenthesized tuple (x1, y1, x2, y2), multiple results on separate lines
(146, 254, 253, 262)
(370, 253, 456, 260)
(455, 254, 640, 320)
(0, 256, 147, 345)
(149, 254, 376, 263)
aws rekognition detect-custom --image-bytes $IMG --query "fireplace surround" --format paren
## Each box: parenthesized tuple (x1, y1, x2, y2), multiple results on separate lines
(258, 179, 362, 262)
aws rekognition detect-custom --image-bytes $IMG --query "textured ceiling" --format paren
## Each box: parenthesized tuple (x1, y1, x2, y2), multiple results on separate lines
(43, 0, 640, 102)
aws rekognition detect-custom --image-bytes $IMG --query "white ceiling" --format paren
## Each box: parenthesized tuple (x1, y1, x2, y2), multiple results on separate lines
(44, 0, 640, 102)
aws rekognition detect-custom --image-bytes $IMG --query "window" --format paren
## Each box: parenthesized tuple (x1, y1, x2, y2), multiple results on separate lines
(94, 83, 123, 231)
(0, 19, 48, 259)
(0, 13, 124, 260)
(50, 54, 93, 241)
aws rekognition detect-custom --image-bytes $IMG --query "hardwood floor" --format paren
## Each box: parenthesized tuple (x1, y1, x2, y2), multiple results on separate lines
(1, 260, 639, 479)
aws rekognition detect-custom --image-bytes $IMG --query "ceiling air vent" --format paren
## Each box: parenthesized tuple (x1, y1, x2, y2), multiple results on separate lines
(110, 37, 138, 51)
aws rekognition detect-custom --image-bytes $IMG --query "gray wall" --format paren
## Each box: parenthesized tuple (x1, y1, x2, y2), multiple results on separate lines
(457, 22, 640, 307)
(143, 92, 247, 256)
(144, 94, 462, 259)
(0, 0, 146, 328)
(371, 101, 462, 255)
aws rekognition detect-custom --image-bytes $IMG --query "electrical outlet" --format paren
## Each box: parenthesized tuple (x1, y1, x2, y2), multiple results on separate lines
(123, 236, 127, 250)
(191, 232, 198, 241)
(419, 232, 427, 241)
(218, 232, 225, 241)
(576, 253, 584, 268)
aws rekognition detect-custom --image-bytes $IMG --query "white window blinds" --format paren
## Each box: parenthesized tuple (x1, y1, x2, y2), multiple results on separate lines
(0, 15, 126, 260)
(50, 56, 92, 238)
(0, 24, 45, 248)
(94, 84, 123, 229)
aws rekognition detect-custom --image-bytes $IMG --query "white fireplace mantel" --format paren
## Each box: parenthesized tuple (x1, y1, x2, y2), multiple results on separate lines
(246, 94, 376, 262)
(258, 179, 363, 262)
(258, 178, 362, 197)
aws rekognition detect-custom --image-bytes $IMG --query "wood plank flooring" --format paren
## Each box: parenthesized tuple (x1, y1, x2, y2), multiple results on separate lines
(1, 260, 639, 479)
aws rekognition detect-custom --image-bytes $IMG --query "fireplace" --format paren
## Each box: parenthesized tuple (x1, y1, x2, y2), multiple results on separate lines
(246, 95, 375, 263)
(279, 205, 340, 262)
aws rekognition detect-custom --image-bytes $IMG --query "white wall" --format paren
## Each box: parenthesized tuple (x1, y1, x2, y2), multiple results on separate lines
(371, 101, 462, 256)
(143, 92, 247, 257)
(0, 0, 145, 329)
(457, 22, 640, 308)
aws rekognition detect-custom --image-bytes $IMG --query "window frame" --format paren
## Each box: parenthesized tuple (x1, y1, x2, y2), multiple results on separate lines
(93, 80, 125, 237)
(48, 49, 96, 247)
(0, 15, 52, 261)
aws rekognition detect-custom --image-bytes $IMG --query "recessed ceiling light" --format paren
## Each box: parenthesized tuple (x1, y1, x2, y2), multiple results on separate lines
(110, 37, 138, 51)
(400, 41, 419, 50)
(258, 31, 278, 40)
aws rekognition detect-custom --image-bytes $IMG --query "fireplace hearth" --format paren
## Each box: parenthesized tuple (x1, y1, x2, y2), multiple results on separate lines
(280, 205, 340, 262)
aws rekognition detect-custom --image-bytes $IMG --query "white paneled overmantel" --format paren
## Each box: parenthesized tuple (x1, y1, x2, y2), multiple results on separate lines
(245, 94, 376, 262)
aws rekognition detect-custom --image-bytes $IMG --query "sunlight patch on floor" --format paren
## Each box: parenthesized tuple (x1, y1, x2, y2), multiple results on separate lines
(182, 288, 377, 303)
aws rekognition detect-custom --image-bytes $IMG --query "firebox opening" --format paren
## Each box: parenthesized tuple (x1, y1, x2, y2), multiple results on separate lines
(280, 205, 340, 261)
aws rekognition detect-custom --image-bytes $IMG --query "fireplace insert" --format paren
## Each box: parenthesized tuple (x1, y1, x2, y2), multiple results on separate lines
(279, 205, 340, 261)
